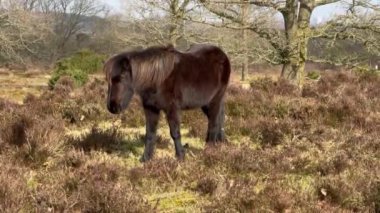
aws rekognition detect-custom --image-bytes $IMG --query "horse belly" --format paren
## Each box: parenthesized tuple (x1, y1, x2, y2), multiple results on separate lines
(180, 86, 217, 109)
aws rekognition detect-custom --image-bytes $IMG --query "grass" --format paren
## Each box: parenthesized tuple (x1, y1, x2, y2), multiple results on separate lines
(0, 70, 379, 212)
(0, 72, 49, 103)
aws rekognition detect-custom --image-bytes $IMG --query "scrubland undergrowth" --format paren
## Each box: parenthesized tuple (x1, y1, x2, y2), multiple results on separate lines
(0, 71, 379, 212)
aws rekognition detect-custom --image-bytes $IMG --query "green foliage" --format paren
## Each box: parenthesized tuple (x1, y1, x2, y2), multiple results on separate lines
(63, 49, 106, 74)
(49, 68, 88, 88)
(49, 50, 105, 88)
(307, 71, 321, 80)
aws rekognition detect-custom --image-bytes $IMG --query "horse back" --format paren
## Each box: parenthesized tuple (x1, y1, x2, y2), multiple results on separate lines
(182, 44, 230, 84)
(162, 44, 231, 109)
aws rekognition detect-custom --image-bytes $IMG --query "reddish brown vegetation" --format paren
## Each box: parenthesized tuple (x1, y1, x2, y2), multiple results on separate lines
(0, 71, 379, 212)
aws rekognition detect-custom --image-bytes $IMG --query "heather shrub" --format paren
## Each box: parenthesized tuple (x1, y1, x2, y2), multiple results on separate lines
(129, 157, 180, 184)
(250, 77, 299, 97)
(257, 120, 291, 146)
(57, 78, 111, 124)
(26, 162, 153, 212)
(81, 78, 107, 103)
(301, 84, 319, 98)
(0, 162, 32, 211)
(76, 179, 152, 213)
(203, 177, 258, 212)
(195, 176, 218, 195)
(182, 109, 207, 138)
(64, 162, 152, 213)
(202, 144, 261, 173)
(250, 77, 274, 93)
(53, 75, 75, 93)
(0, 70, 379, 212)
(59, 100, 106, 124)
(0, 98, 19, 111)
(0, 109, 64, 167)
(120, 97, 146, 128)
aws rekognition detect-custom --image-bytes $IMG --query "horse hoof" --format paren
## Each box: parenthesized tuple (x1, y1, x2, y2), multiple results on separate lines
(205, 140, 218, 146)
(176, 151, 185, 161)
(139, 155, 151, 163)
(217, 139, 227, 144)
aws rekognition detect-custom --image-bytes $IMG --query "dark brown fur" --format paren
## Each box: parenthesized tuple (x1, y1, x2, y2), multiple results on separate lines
(105, 44, 231, 161)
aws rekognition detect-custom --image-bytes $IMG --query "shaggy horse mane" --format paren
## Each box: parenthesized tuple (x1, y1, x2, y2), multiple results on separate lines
(128, 45, 178, 89)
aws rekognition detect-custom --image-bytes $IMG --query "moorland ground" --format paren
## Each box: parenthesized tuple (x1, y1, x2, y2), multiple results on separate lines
(0, 69, 379, 212)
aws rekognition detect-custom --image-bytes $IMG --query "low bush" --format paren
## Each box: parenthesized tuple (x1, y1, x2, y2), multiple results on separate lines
(307, 70, 321, 80)
(49, 49, 106, 88)
(49, 68, 88, 89)
(0, 109, 64, 167)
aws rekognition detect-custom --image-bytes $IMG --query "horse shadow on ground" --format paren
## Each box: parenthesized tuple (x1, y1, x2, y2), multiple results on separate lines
(69, 127, 144, 157)
(68, 127, 204, 158)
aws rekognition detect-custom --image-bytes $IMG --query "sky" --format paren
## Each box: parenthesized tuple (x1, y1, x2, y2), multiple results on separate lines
(102, 0, 350, 25)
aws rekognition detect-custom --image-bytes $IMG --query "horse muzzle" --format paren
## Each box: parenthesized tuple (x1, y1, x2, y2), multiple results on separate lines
(107, 101, 122, 114)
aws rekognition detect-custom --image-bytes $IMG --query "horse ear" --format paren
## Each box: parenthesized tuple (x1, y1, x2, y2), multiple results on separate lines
(121, 57, 129, 69)
(121, 57, 132, 76)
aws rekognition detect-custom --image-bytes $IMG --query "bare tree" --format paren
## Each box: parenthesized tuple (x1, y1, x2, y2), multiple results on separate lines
(311, 3, 380, 70)
(152, 0, 192, 46)
(0, 2, 52, 64)
(191, 1, 283, 78)
(199, 0, 380, 86)
(118, 0, 267, 73)
(121, 0, 194, 49)
(36, 0, 107, 59)
(22, 0, 39, 10)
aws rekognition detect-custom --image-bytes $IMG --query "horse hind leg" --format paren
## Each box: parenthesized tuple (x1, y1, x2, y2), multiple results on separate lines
(201, 105, 213, 142)
(209, 104, 226, 143)
(203, 89, 227, 144)
(216, 104, 226, 142)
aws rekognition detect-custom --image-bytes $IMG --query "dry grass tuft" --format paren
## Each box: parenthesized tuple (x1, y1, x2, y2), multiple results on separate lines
(129, 157, 179, 184)
(0, 109, 64, 167)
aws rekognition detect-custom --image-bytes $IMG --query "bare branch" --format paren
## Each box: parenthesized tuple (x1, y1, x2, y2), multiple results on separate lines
(315, 0, 340, 7)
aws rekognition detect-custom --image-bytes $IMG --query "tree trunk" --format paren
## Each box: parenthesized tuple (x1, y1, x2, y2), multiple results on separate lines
(281, 0, 312, 87)
(169, 14, 178, 46)
(242, 32, 249, 81)
(281, 0, 299, 84)
(168, 0, 185, 48)
(296, 1, 312, 87)
(241, 0, 249, 81)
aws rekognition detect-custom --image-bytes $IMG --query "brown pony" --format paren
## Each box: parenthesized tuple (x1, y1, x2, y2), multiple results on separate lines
(104, 44, 231, 161)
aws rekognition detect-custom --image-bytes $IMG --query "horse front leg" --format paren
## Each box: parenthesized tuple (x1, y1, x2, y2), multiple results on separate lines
(166, 107, 185, 160)
(141, 106, 160, 162)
